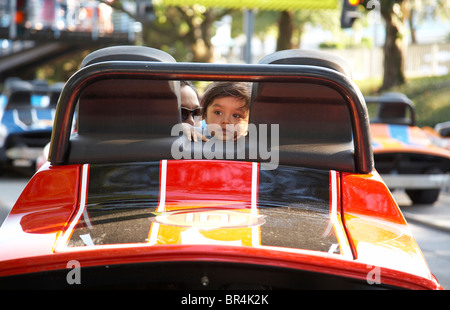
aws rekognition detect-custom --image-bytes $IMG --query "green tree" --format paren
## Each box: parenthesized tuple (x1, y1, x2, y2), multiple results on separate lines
(145, 5, 232, 62)
(106, 1, 232, 62)
(359, 0, 448, 91)
(275, 9, 340, 51)
(378, 0, 410, 91)
(408, 0, 450, 43)
(230, 8, 340, 52)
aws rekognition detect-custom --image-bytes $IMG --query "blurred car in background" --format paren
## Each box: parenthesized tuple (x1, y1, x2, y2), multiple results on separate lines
(423, 121, 450, 151)
(0, 78, 63, 174)
(367, 92, 450, 204)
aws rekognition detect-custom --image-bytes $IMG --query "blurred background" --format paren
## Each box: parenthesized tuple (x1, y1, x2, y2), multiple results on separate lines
(0, 0, 449, 288)
(0, 0, 449, 118)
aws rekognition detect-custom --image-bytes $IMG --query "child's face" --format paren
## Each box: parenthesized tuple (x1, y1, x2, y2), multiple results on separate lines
(204, 97, 249, 141)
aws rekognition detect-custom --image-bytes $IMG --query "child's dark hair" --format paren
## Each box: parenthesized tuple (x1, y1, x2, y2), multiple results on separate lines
(200, 82, 251, 117)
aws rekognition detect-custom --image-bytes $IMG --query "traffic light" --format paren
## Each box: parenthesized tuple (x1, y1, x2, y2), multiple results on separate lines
(14, 0, 28, 38)
(340, 0, 361, 28)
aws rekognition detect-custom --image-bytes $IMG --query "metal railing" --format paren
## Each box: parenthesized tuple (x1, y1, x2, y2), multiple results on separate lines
(326, 43, 450, 80)
(0, 0, 136, 43)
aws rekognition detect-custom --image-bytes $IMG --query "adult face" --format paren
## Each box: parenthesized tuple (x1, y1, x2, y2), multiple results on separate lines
(180, 85, 201, 127)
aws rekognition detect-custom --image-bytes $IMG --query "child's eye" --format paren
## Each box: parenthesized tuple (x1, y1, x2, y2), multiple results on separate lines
(213, 110, 222, 115)
(233, 113, 243, 119)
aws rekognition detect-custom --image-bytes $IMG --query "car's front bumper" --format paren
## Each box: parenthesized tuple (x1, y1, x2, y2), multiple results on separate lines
(5, 146, 45, 167)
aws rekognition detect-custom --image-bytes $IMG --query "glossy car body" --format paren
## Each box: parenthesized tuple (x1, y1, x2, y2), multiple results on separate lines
(367, 92, 450, 204)
(0, 78, 63, 172)
(0, 47, 442, 289)
(423, 121, 450, 151)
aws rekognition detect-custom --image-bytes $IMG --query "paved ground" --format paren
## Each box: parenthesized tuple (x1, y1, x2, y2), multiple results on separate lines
(396, 189, 450, 233)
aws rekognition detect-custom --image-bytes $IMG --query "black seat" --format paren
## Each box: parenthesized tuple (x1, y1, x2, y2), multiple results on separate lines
(68, 46, 181, 164)
(368, 92, 415, 126)
(80, 45, 176, 67)
(4, 79, 33, 110)
(3, 79, 33, 126)
(257, 49, 353, 78)
(250, 49, 356, 172)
